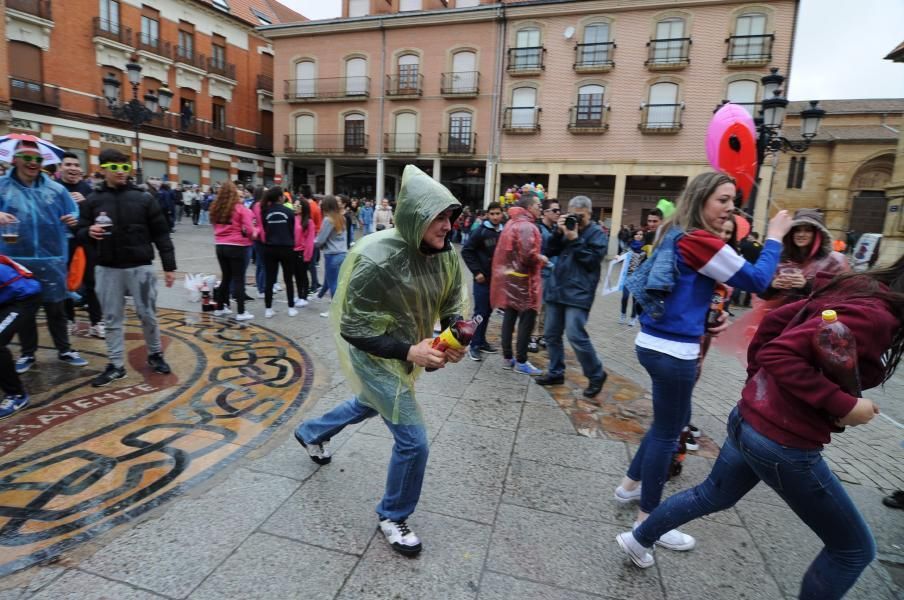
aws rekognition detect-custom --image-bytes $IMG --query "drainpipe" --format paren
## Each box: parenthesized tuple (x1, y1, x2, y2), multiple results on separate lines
(376, 20, 387, 202)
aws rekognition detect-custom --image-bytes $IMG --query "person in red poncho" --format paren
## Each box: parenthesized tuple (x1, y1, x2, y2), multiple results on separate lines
(490, 191, 546, 375)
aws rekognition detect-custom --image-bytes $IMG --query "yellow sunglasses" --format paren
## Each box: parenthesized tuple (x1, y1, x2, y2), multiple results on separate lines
(100, 162, 133, 173)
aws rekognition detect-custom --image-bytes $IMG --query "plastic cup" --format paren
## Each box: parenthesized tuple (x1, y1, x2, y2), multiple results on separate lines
(1, 219, 19, 244)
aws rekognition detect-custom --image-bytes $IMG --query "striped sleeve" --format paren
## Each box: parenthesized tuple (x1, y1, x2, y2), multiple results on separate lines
(678, 230, 782, 292)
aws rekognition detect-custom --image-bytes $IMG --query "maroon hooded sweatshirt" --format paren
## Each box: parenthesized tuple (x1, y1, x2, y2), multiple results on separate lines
(739, 276, 899, 449)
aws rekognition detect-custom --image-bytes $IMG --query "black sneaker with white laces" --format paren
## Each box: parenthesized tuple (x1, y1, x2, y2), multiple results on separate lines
(92, 364, 126, 387)
(378, 518, 422, 556)
(294, 429, 332, 464)
(147, 353, 171, 374)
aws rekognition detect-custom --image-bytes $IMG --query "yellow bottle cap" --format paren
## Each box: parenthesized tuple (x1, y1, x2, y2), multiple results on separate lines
(822, 310, 837, 322)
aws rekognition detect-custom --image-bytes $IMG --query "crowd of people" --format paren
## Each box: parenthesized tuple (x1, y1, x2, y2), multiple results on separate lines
(0, 141, 901, 599)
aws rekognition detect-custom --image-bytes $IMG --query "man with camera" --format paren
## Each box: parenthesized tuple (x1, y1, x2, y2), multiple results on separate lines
(536, 196, 608, 398)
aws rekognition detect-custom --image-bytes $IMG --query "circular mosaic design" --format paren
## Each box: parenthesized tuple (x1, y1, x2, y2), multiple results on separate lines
(0, 308, 313, 576)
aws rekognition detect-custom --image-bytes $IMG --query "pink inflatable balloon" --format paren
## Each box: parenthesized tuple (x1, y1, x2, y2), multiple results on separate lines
(706, 103, 756, 172)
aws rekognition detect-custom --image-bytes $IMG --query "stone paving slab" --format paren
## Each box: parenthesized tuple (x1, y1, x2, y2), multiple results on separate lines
(30, 571, 167, 600)
(513, 429, 629, 475)
(478, 572, 616, 600)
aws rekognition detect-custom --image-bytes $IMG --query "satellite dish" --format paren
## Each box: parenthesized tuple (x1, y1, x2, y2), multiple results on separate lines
(564, 26, 575, 39)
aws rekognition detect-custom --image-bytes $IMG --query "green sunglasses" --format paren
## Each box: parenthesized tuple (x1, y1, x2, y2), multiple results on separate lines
(15, 154, 44, 164)
(100, 162, 133, 173)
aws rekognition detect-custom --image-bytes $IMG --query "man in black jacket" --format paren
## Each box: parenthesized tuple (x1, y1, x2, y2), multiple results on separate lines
(77, 148, 177, 386)
(460, 202, 504, 361)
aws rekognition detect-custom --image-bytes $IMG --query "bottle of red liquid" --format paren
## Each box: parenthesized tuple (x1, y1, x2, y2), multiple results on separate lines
(432, 315, 484, 352)
(813, 310, 861, 396)
(706, 284, 729, 326)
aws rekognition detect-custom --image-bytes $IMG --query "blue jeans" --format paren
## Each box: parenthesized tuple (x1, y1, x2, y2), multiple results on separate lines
(318, 252, 346, 299)
(543, 301, 604, 382)
(253, 241, 266, 294)
(635, 407, 875, 600)
(296, 397, 429, 521)
(627, 346, 697, 512)
(471, 280, 491, 348)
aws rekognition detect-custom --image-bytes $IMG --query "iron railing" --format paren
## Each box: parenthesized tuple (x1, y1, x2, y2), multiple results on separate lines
(438, 132, 477, 154)
(284, 134, 370, 154)
(646, 37, 691, 67)
(93, 18, 132, 46)
(9, 78, 60, 108)
(568, 105, 609, 131)
(574, 42, 615, 69)
(502, 107, 541, 132)
(174, 46, 207, 70)
(725, 34, 774, 63)
(386, 73, 424, 97)
(639, 103, 683, 132)
(384, 133, 421, 154)
(137, 34, 172, 58)
(7, 0, 52, 20)
(283, 77, 371, 101)
(507, 47, 545, 72)
(210, 125, 236, 143)
(256, 74, 274, 92)
(208, 57, 236, 80)
(440, 71, 479, 96)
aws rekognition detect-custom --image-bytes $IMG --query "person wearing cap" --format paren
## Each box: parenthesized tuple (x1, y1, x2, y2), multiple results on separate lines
(293, 165, 466, 557)
(0, 140, 88, 374)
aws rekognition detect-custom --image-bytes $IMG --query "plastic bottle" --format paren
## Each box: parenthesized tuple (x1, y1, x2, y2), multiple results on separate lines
(95, 212, 113, 237)
(813, 309, 861, 396)
(706, 284, 729, 326)
(432, 315, 484, 352)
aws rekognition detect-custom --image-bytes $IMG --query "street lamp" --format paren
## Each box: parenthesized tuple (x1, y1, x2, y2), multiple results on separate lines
(101, 59, 173, 184)
(748, 67, 826, 216)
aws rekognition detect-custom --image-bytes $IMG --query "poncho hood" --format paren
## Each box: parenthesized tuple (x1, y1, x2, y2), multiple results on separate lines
(394, 165, 462, 252)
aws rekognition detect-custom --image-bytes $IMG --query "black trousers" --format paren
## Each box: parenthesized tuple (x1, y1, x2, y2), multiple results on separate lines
(501, 307, 537, 364)
(191, 201, 201, 225)
(2, 296, 40, 394)
(18, 298, 70, 357)
(293, 252, 310, 301)
(263, 245, 296, 309)
(215, 244, 248, 314)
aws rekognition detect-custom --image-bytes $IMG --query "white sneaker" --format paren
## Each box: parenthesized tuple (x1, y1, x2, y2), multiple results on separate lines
(619, 314, 626, 324)
(616, 531, 655, 568)
(614, 484, 642, 504)
(213, 308, 232, 316)
(235, 312, 254, 321)
(265, 308, 275, 318)
(89, 322, 106, 339)
(319, 311, 329, 318)
(378, 518, 422, 556)
(294, 429, 332, 464)
(633, 522, 696, 551)
(273, 283, 282, 292)
(629, 317, 637, 327)
(294, 298, 309, 307)
(287, 308, 298, 317)
(67, 320, 77, 334)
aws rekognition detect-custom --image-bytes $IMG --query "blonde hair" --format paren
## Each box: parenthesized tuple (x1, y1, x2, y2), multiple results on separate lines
(655, 172, 735, 247)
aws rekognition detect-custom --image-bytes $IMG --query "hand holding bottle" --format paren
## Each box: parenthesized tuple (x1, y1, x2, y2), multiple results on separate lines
(408, 339, 447, 369)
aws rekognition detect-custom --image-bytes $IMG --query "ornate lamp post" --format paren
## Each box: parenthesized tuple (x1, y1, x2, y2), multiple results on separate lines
(102, 60, 173, 184)
(748, 67, 826, 215)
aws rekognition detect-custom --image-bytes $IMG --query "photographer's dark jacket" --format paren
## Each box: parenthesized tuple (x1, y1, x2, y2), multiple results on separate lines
(77, 182, 176, 271)
(544, 222, 607, 311)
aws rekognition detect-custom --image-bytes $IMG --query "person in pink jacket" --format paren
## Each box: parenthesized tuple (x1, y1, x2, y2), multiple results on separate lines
(211, 182, 258, 320)
(292, 197, 315, 308)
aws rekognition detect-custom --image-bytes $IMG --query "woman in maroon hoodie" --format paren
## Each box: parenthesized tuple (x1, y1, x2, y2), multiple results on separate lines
(617, 255, 904, 600)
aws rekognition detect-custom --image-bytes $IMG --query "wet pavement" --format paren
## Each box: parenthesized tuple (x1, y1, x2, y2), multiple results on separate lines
(0, 223, 901, 599)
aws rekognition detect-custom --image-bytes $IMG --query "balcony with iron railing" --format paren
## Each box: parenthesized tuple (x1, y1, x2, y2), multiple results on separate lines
(386, 74, 424, 98)
(177, 116, 209, 138)
(257, 133, 274, 153)
(724, 34, 774, 66)
(284, 77, 371, 102)
(208, 57, 236, 80)
(94, 97, 176, 132)
(507, 47, 545, 74)
(438, 132, 477, 155)
(574, 42, 616, 72)
(638, 103, 683, 134)
(174, 46, 207, 71)
(7, 0, 52, 20)
(384, 133, 421, 154)
(210, 125, 236, 143)
(93, 17, 132, 46)
(440, 72, 479, 97)
(645, 38, 691, 70)
(284, 134, 370, 154)
(502, 107, 541, 133)
(9, 77, 60, 108)
(568, 105, 610, 133)
(256, 74, 274, 93)
(137, 34, 172, 59)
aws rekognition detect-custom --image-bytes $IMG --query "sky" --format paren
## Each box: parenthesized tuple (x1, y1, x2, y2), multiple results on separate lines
(278, 0, 904, 101)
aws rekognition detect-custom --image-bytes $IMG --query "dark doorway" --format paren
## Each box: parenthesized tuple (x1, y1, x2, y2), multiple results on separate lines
(849, 192, 887, 236)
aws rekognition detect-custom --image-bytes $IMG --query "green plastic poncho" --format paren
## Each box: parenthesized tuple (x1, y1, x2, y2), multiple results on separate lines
(330, 165, 467, 425)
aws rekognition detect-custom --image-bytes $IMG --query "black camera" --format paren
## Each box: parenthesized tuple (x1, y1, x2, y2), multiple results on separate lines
(564, 214, 578, 231)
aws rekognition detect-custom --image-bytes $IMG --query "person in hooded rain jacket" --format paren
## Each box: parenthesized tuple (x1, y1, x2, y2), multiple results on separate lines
(0, 140, 88, 375)
(489, 192, 545, 375)
(294, 165, 467, 557)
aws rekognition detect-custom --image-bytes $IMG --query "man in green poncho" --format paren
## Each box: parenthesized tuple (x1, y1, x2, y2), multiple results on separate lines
(295, 165, 467, 557)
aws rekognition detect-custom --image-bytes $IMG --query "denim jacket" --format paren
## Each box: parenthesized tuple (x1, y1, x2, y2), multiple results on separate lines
(624, 226, 684, 320)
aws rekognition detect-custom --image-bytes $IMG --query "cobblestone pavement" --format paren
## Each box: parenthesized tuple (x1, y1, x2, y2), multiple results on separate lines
(0, 227, 901, 599)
